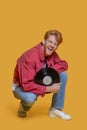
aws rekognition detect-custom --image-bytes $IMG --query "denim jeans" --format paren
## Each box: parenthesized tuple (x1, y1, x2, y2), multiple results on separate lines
(51, 71, 67, 109)
(12, 85, 37, 110)
(12, 71, 67, 110)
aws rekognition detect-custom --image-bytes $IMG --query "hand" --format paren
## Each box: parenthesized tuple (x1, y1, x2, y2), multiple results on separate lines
(51, 83, 61, 93)
(46, 83, 61, 93)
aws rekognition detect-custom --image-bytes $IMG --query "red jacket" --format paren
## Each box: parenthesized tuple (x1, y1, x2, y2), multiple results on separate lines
(13, 43, 68, 96)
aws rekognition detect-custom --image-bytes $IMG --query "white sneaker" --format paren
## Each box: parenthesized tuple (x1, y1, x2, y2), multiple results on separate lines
(48, 108, 71, 120)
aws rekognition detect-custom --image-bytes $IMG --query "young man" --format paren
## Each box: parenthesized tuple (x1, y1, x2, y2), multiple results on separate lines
(12, 30, 71, 120)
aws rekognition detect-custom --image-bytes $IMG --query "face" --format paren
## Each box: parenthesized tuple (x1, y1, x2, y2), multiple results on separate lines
(43, 35, 58, 56)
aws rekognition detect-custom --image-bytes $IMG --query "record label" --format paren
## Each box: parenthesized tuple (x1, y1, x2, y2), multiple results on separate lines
(43, 75, 52, 85)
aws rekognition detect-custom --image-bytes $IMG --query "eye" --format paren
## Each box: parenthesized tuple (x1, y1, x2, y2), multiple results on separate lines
(48, 40, 52, 43)
(54, 43, 57, 46)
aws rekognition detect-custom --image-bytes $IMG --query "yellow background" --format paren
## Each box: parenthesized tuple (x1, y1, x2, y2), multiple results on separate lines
(0, 0, 87, 129)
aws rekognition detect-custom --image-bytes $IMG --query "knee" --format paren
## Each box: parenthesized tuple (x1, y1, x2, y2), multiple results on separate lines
(59, 71, 68, 82)
(22, 95, 37, 106)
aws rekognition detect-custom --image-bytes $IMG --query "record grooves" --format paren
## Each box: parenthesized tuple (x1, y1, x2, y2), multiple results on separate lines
(34, 67, 60, 86)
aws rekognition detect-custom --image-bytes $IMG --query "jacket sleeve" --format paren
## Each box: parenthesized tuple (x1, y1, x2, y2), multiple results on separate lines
(16, 59, 46, 97)
(52, 52, 68, 73)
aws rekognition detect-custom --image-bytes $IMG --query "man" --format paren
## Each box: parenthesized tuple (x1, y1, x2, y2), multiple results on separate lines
(12, 30, 71, 120)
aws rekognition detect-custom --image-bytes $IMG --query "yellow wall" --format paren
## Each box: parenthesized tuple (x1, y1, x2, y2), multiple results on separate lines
(0, 0, 87, 129)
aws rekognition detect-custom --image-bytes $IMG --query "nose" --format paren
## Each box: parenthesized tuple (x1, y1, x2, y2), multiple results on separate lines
(50, 43, 54, 48)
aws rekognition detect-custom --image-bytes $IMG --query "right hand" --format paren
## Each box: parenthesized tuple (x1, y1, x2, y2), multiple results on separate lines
(46, 83, 61, 93)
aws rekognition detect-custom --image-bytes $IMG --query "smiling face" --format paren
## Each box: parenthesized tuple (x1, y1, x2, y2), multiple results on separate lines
(43, 35, 58, 57)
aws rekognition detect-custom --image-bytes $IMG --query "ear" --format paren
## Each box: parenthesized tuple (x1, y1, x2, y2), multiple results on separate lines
(42, 40, 45, 45)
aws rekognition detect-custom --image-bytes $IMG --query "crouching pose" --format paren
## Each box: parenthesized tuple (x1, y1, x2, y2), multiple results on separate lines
(12, 30, 71, 120)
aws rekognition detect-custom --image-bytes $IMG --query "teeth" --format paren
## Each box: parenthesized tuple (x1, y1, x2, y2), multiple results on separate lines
(48, 48, 53, 51)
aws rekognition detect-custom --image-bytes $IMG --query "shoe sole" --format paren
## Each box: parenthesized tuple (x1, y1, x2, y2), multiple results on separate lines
(48, 112, 71, 120)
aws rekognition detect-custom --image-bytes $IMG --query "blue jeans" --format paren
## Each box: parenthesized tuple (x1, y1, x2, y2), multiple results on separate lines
(12, 86, 37, 110)
(51, 71, 67, 109)
(12, 71, 67, 110)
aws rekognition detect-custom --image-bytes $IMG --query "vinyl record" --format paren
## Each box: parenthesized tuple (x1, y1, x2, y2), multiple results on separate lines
(34, 67, 60, 86)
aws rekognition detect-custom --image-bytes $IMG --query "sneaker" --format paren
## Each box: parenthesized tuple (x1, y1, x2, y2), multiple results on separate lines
(17, 103, 27, 117)
(48, 108, 71, 120)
